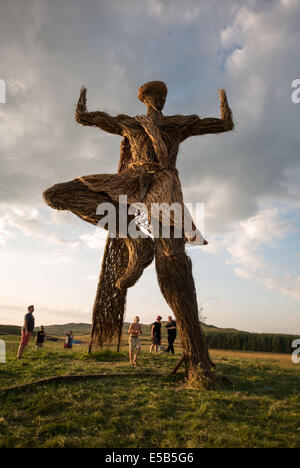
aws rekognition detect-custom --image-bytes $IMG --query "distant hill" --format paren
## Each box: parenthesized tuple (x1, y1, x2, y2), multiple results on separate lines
(0, 325, 21, 335)
(0, 321, 272, 337)
(35, 323, 92, 336)
(0, 323, 92, 337)
(0, 321, 233, 337)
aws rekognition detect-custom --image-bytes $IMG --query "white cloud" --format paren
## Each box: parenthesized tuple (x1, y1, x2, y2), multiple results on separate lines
(0, 301, 90, 326)
(221, 207, 300, 300)
(280, 0, 299, 8)
(79, 229, 107, 249)
(47, 234, 80, 249)
(221, 6, 259, 48)
(0, 202, 106, 251)
(238, 207, 294, 244)
(0, 204, 47, 244)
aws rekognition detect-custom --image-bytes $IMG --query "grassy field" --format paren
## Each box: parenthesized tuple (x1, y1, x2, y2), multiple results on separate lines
(0, 334, 299, 448)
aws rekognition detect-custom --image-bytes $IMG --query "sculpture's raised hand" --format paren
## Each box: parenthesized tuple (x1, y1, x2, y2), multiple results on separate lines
(178, 89, 234, 140)
(74, 86, 126, 135)
(219, 89, 229, 109)
(77, 86, 87, 113)
(219, 89, 233, 130)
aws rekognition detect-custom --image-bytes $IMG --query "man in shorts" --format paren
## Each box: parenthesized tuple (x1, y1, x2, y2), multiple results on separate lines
(17, 305, 35, 358)
(128, 316, 142, 366)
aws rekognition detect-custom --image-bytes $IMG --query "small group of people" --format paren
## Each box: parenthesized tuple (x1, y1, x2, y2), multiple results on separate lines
(17, 305, 46, 358)
(17, 305, 176, 365)
(128, 315, 177, 366)
(17, 305, 74, 358)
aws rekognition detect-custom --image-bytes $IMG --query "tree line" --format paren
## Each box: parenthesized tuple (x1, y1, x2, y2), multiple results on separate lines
(204, 330, 299, 354)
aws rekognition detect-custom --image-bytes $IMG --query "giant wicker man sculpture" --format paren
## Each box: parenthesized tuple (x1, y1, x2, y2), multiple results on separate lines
(44, 81, 234, 382)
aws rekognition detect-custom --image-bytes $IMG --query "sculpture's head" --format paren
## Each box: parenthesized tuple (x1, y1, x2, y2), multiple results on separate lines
(138, 81, 167, 111)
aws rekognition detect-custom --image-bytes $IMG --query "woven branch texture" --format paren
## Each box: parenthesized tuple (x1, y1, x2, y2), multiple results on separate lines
(89, 137, 131, 351)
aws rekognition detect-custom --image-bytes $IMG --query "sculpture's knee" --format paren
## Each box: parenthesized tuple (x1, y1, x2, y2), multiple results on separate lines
(43, 182, 69, 210)
(155, 240, 192, 282)
(44, 179, 88, 211)
(155, 238, 185, 262)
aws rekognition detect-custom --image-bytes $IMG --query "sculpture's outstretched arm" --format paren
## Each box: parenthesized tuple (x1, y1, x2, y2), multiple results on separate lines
(75, 86, 130, 136)
(179, 89, 234, 141)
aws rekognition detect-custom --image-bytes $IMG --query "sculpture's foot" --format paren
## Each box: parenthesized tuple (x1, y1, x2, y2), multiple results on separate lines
(116, 237, 154, 290)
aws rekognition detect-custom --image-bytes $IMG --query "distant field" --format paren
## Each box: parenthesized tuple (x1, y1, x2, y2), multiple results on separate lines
(2, 333, 297, 369)
(0, 334, 299, 448)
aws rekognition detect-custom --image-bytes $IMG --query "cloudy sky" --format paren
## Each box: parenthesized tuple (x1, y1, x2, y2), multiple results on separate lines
(0, 0, 299, 333)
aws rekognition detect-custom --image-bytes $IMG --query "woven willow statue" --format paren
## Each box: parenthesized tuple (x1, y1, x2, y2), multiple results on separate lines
(43, 81, 234, 383)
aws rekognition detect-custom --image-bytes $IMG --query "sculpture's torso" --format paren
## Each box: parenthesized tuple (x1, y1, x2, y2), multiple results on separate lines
(77, 114, 196, 217)
(121, 114, 182, 167)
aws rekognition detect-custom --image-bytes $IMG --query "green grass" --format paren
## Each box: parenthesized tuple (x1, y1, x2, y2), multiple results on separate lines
(0, 335, 299, 448)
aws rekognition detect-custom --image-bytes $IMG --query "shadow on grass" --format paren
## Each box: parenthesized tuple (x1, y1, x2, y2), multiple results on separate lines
(80, 350, 128, 362)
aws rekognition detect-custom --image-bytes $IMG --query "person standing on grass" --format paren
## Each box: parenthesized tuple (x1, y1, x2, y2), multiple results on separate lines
(35, 325, 46, 349)
(17, 305, 35, 359)
(165, 316, 177, 355)
(64, 330, 73, 349)
(128, 316, 142, 366)
(150, 316, 162, 353)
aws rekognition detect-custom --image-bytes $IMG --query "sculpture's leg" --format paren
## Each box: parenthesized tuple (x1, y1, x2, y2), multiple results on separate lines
(154, 236, 213, 384)
(115, 236, 154, 290)
(88, 235, 128, 351)
(43, 180, 115, 226)
(43, 180, 154, 290)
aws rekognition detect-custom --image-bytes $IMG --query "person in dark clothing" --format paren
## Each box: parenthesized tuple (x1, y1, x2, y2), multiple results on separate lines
(165, 316, 177, 355)
(64, 330, 73, 349)
(150, 316, 162, 353)
(35, 325, 46, 349)
(17, 305, 35, 358)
